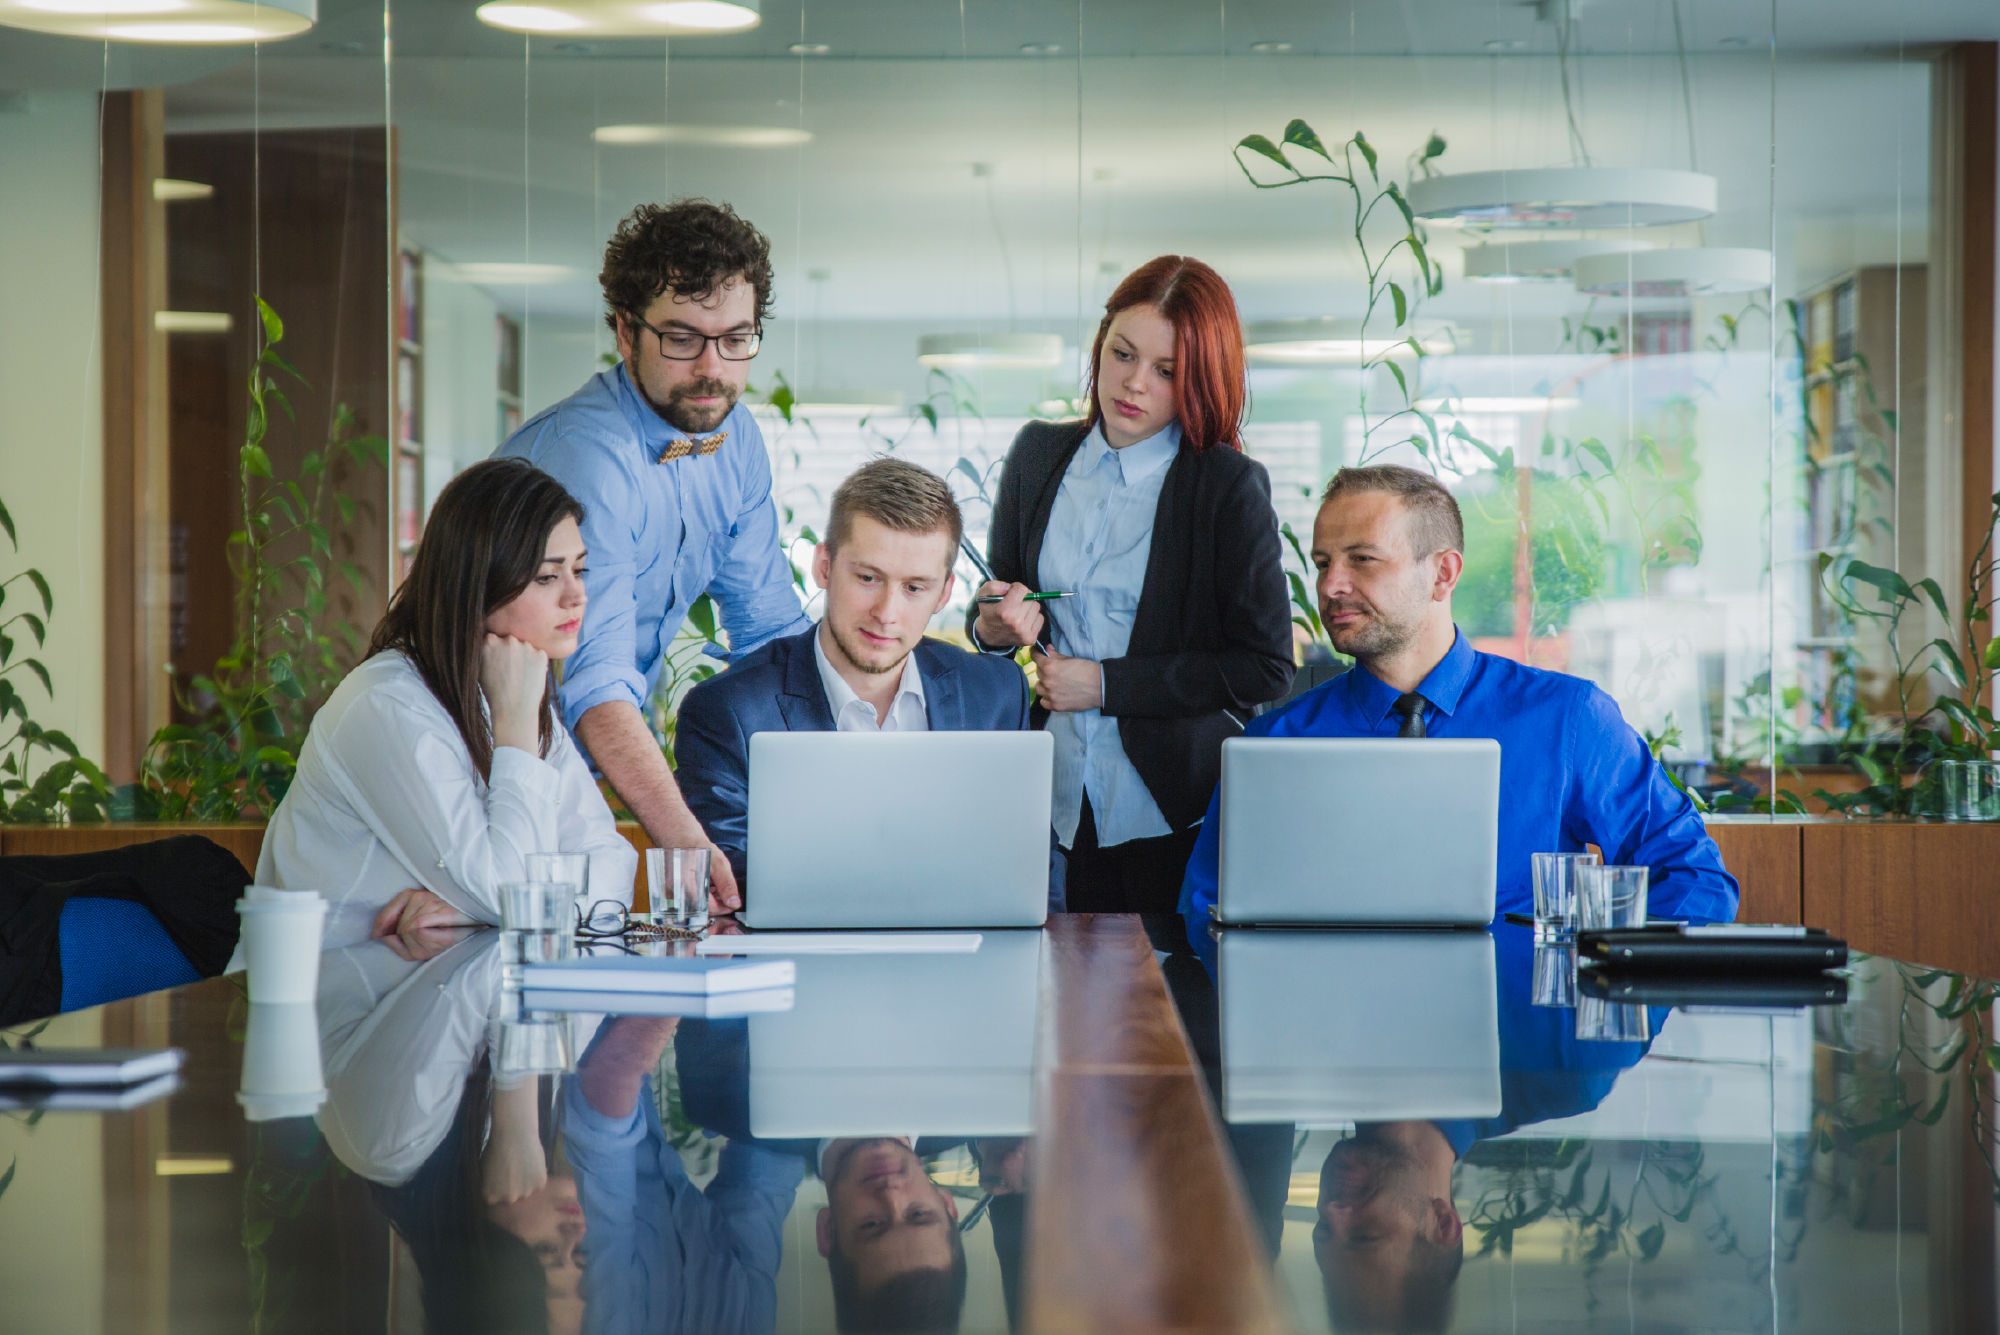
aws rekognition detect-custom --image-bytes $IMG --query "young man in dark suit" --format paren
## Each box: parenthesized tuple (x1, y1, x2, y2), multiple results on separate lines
(674, 458, 1032, 892)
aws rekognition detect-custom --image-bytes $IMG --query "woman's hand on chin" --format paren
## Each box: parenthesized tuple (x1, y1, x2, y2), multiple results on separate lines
(481, 632, 550, 754)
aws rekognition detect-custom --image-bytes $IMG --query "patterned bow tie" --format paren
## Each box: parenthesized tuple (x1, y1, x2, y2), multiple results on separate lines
(658, 431, 727, 464)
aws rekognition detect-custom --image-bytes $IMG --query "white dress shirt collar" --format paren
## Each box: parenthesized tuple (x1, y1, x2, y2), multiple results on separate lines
(812, 624, 928, 732)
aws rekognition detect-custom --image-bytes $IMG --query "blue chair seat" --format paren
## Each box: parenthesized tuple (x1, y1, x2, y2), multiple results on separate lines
(58, 896, 201, 1012)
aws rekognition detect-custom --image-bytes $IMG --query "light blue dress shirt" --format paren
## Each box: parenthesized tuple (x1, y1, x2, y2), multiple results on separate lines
(1039, 421, 1180, 849)
(496, 366, 812, 734)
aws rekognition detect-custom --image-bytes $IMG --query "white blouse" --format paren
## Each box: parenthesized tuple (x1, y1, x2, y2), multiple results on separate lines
(254, 649, 638, 953)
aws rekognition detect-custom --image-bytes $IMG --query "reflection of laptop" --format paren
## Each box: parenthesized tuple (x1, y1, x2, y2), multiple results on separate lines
(747, 931, 1042, 1137)
(1215, 736, 1500, 925)
(1219, 930, 1500, 1124)
(745, 731, 1053, 929)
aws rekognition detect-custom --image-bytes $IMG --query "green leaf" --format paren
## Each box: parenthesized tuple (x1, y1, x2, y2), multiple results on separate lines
(1984, 637, 2000, 671)
(267, 654, 306, 700)
(26, 571, 50, 617)
(1281, 118, 1330, 160)
(304, 520, 331, 555)
(336, 495, 357, 525)
(1637, 1222, 1666, 1261)
(687, 594, 718, 642)
(1384, 359, 1409, 401)
(256, 294, 283, 346)
(244, 444, 274, 479)
(1578, 437, 1615, 475)
(1353, 130, 1378, 179)
(1235, 134, 1291, 169)
(18, 658, 50, 697)
(1913, 577, 1953, 626)
(0, 498, 13, 550)
(1927, 639, 1968, 691)
(1843, 559, 1913, 605)
(1384, 180, 1415, 231)
(1389, 281, 1408, 327)
(1422, 131, 1447, 161)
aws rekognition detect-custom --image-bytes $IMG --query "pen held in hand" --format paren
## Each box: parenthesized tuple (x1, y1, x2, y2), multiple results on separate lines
(975, 590, 1073, 604)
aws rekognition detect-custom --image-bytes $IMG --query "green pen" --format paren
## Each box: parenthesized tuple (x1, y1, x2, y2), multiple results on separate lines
(975, 590, 1074, 604)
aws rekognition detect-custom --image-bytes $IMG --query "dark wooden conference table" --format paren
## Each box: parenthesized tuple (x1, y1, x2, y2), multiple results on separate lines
(2, 913, 1997, 1334)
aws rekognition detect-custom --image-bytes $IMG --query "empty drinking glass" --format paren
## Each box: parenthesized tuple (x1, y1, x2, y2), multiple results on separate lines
(1576, 864, 1650, 932)
(525, 852, 588, 902)
(499, 880, 575, 981)
(1532, 941, 1579, 1008)
(1943, 760, 2000, 821)
(1531, 851, 1600, 939)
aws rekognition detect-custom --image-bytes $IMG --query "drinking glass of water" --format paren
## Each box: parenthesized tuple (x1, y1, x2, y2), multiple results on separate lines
(1531, 851, 1599, 939)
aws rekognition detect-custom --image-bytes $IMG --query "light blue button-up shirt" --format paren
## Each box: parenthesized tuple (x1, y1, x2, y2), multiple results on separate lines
(496, 366, 812, 735)
(1039, 421, 1180, 849)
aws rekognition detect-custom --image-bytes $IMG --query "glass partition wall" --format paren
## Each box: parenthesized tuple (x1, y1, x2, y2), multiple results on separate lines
(0, 3, 1985, 809)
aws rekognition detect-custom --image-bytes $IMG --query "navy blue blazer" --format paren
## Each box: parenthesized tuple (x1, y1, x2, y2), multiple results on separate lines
(674, 626, 1034, 887)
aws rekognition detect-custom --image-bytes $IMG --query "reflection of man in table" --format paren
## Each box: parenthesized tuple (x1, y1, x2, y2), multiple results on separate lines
(816, 1137, 969, 1333)
(563, 1015, 805, 1334)
(1308, 925, 1660, 1333)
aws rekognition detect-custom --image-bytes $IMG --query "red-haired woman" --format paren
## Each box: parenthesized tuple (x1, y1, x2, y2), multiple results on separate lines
(969, 255, 1294, 912)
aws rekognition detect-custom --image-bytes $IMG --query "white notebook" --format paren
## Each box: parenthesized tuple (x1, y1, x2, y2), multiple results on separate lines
(0, 1047, 185, 1087)
(520, 986, 795, 1018)
(520, 955, 795, 994)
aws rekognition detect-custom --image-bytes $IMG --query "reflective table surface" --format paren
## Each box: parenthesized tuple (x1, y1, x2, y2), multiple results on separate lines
(2, 915, 1997, 1334)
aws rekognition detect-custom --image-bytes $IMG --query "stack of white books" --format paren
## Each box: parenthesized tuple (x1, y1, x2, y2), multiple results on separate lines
(520, 956, 796, 1017)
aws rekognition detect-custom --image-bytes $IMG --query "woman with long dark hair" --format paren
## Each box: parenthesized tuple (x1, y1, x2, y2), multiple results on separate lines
(970, 256, 1294, 913)
(258, 457, 637, 943)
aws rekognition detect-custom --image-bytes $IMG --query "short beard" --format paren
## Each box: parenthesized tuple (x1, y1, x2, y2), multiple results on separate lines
(828, 619, 907, 676)
(632, 366, 739, 434)
(1325, 601, 1419, 663)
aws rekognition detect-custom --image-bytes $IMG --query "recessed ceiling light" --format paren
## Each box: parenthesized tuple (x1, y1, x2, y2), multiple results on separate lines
(592, 123, 810, 147)
(1249, 40, 1291, 53)
(782, 388, 905, 418)
(0, 0, 310, 40)
(1018, 42, 1060, 56)
(446, 262, 576, 285)
(1244, 319, 1459, 364)
(1483, 38, 1526, 51)
(918, 333, 1063, 369)
(155, 311, 232, 333)
(476, 0, 757, 37)
(152, 177, 214, 201)
(787, 40, 827, 54)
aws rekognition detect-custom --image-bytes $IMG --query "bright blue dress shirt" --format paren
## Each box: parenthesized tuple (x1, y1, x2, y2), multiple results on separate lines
(496, 366, 811, 734)
(1179, 628, 1739, 927)
(1039, 421, 1180, 849)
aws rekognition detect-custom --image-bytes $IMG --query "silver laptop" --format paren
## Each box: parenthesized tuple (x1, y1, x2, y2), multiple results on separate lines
(1216, 736, 1500, 925)
(1219, 929, 1500, 1124)
(748, 931, 1041, 1137)
(745, 731, 1053, 929)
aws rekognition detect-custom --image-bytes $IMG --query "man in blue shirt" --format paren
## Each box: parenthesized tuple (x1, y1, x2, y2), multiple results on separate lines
(1180, 463, 1737, 928)
(498, 201, 811, 909)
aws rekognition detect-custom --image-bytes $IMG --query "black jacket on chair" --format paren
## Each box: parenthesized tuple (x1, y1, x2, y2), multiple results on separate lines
(969, 419, 1295, 831)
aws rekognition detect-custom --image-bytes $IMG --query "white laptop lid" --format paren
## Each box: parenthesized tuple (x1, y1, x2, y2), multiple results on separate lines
(1217, 736, 1500, 925)
(745, 730, 1053, 929)
(747, 931, 1042, 1137)
(1219, 930, 1501, 1125)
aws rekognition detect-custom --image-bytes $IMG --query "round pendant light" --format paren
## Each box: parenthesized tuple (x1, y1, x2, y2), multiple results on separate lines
(1406, 168, 1716, 229)
(1572, 247, 1772, 298)
(917, 333, 1062, 370)
(477, 0, 756, 37)
(1462, 238, 1653, 284)
(0, 0, 311, 42)
(592, 124, 810, 148)
(1244, 319, 1458, 365)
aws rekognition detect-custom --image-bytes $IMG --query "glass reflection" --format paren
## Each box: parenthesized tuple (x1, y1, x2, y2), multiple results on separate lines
(306, 927, 1034, 1333)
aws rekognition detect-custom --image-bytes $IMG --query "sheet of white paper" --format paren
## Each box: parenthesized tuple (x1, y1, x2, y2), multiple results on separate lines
(695, 932, 984, 955)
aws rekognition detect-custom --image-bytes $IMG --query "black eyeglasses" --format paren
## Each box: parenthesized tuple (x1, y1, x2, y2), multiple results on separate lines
(626, 313, 762, 362)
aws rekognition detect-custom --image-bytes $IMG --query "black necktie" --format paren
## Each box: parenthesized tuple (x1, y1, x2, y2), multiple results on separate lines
(1393, 692, 1428, 738)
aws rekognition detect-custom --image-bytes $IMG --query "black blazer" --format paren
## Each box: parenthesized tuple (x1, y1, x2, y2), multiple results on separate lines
(969, 419, 1295, 831)
(674, 627, 1033, 886)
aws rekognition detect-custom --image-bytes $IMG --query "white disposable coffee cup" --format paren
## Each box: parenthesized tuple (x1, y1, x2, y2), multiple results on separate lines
(235, 896, 327, 1004)
(237, 1000, 327, 1121)
(243, 885, 325, 908)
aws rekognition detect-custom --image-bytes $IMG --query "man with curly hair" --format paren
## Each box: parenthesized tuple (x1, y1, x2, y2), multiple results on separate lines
(497, 199, 810, 912)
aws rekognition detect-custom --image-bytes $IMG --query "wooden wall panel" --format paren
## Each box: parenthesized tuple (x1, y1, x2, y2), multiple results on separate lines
(1802, 822, 2000, 980)
(1029, 916, 1288, 1335)
(1702, 819, 1805, 925)
(99, 90, 172, 783)
(0, 823, 264, 879)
